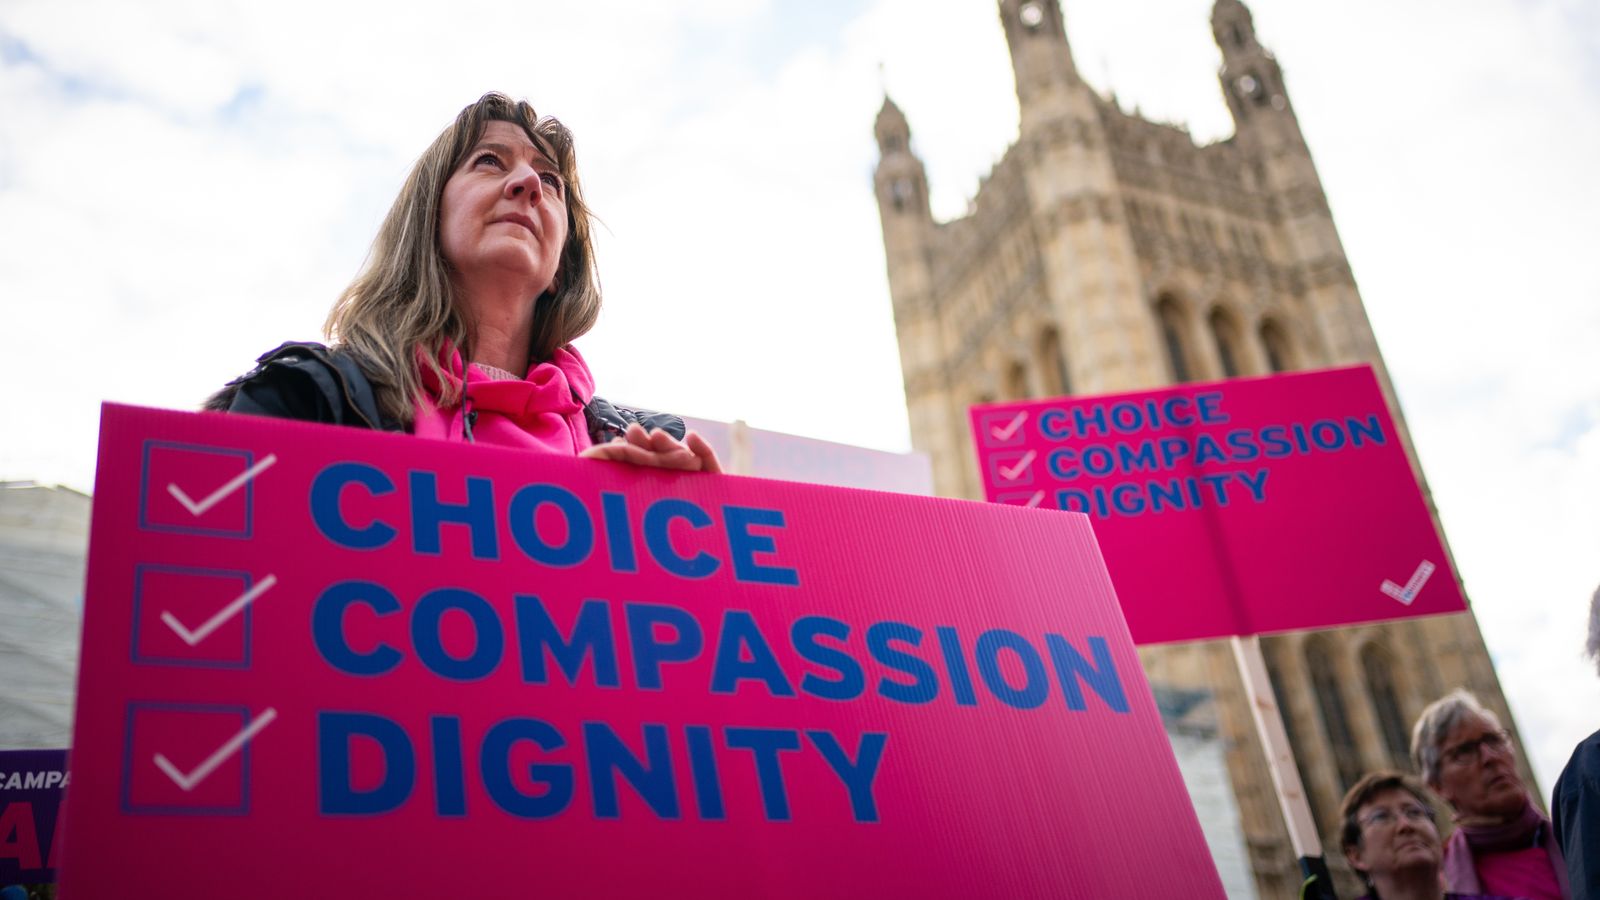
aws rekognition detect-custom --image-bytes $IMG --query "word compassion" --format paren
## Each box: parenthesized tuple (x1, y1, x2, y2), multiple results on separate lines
(307, 465, 1130, 825)
(1033, 392, 1386, 517)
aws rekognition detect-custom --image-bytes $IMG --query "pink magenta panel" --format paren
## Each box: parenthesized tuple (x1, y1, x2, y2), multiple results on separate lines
(62, 403, 1224, 898)
(970, 365, 1466, 644)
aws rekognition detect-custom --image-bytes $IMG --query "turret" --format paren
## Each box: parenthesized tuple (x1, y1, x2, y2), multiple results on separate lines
(1212, 0, 1298, 148)
(998, 0, 1087, 136)
(873, 95, 934, 315)
(1212, 0, 1377, 370)
(873, 97, 932, 227)
(871, 94, 949, 468)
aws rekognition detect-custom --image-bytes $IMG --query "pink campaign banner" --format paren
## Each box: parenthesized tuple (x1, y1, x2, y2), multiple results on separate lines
(970, 365, 1467, 645)
(63, 403, 1224, 898)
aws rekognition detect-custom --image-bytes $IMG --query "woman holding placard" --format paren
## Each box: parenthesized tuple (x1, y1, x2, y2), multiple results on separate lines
(209, 92, 718, 473)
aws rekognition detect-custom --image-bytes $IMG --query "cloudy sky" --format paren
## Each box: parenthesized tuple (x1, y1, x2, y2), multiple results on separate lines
(3, 0, 1597, 804)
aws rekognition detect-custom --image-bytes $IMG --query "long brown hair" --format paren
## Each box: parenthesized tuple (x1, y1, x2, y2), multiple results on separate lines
(325, 92, 600, 425)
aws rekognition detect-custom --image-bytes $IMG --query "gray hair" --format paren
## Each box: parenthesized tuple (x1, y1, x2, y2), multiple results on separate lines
(1410, 689, 1502, 786)
(1589, 584, 1600, 678)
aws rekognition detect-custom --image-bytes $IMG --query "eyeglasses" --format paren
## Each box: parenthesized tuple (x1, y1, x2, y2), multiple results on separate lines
(1358, 803, 1435, 830)
(1441, 730, 1511, 767)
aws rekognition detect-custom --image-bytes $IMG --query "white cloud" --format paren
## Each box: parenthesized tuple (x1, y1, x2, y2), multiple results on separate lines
(1, 0, 1596, 811)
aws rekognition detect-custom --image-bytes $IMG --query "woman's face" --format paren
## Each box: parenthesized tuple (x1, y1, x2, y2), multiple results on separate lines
(1432, 713, 1526, 820)
(1344, 787, 1441, 883)
(439, 120, 569, 298)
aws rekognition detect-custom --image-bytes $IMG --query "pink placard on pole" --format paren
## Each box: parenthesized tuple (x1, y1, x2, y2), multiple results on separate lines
(63, 403, 1224, 898)
(970, 365, 1466, 645)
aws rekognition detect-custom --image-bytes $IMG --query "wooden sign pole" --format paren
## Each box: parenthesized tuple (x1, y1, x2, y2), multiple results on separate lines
(1230, 635, 1339, 900)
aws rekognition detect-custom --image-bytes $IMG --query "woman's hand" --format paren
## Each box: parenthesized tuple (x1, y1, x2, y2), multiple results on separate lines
(580, 423, 723, 473)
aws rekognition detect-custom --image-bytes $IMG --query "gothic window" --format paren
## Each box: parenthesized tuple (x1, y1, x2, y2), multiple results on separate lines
(1184, 215, 1207, 257)
(1156, 295, 1193, 383)
(1037, 327, 1070, 397)
(1362, 644, 1411, 766)
(1004, 360, 1030, 400)
(1260, 319, 1294, 373)
(883, 135, 903, 154)
(1231, 225, 1251, 255)
(1209, 307, 1243, 377)
(1305, 637, 1362, 793)
(890, 178, 913, 213)
(1231, 24, 1247, 49)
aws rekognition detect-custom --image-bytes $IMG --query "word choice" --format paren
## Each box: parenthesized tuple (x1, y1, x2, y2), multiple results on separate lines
(1037, 393, 1229, 439)
(319, 716, 886, 824)
(310, 463, 799, 585)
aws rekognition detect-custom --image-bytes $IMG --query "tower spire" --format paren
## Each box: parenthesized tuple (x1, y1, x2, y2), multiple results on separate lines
(873, 93, 931, 226)
(999, 0, 1081, 120)
(1212, 0, 1294, 134)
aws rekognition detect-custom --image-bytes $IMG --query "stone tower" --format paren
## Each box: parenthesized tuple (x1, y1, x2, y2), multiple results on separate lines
(874, 2, 1531, 896)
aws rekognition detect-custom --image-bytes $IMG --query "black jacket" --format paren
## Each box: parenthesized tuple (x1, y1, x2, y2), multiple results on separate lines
(1555, 728, 1600, 900)
(206, 342, 685, 443)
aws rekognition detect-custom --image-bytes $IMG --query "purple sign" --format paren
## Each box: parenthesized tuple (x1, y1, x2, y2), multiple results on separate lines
(0, 749, 67, 884)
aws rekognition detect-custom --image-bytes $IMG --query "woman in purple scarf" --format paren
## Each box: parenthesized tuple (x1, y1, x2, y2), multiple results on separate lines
(1411, 690, 1571, 899)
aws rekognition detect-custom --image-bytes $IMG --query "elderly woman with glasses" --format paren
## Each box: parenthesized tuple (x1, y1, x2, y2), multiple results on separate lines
(1340, 771, 1517, 900)
(1410, 690, 1571, 899)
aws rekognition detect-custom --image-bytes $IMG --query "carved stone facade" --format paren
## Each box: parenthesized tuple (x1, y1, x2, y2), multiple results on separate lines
(873, 2, 1532, 896)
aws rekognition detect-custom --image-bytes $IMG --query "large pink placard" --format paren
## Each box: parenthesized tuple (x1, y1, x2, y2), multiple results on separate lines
(63, 403, 1223, 898)
(970, 365, 1466, 645)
